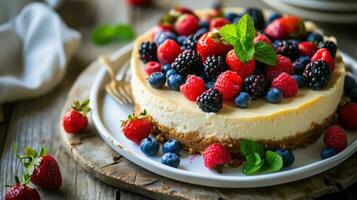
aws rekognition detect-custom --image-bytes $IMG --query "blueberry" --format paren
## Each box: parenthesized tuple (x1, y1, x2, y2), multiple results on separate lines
(162, 64, 172, 75)
(235, 92, 251, 108)
(161, 152, 180, 168)
(344, 75, 357, 95)
(205, 81, 215, 89)
(293, 61, 306, 75)
(288, 39, 300, 45)
(320, 147, 337, 160)
(275, 148, 294, 168)
(244, 8, 265, 30)
(225, 12, 239, 23)
(195, 28, 208, 37)
(162, 139, 181, 154)
(167, 74, 185, 91)
(148, 72, 166, 89)
(233, 15, 242, 24)
(293, 75, 305, 88)
(199, 20, 209, 29)
(297, 56, 311, 66)
(140, 137, 160, 156)
(165, 69, 177, 79)
(154, 31, 177, 46)
(177, 36, 186, 46)
(350, 88, 357, 102)
(265, 88, 283, 104)
(268, 12, 282, 23)
(306, 32, 323, 44)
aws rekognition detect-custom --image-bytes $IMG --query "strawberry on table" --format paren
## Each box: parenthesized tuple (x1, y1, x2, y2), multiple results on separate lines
(63, 99, 91, 133)
(121, 110, 153, 144)
(197, 31, 232, 62)
(5, 176, 41, 200)
(265, 16, 306, 40)
(203, 143, 231, 172)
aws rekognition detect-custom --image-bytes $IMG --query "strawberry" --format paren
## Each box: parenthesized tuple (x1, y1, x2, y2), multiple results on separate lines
(121, 110, 153, 144)
(311, 48, 335, 73)
(253, 34, 272, 45)
(197, 31, 233, 62)
(226, 49, 256, 79)
(157, 39, 182, 64)
(144, 61, 161, 75)
(264, 55, 294, 81)
(323, 125, 347, 152)
(63, 99, 91, 133)
(5, 176, 40, 200)
(298, 41, 317, 57)
(209, 17, 230, 31)
(180, 75, 206, 101)
(272, 72, 299, 97)
(265, 16, 306, 40)
(203, 143, 231, 172)
(175, 14, 199, 36)
(338, 103, 357, 130)
(214, 70, 243, 101)
(15, 146, 62, 190)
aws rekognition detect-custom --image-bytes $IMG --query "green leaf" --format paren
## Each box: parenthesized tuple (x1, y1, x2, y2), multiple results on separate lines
(240, 139, 264, 157)
(219, 24, 239, 46)
(259, 150, 283, 173)
(237, 14, 255, 62)
(24, 147, 37, 158)
(113, 24, 135, 41)
(242, 153, 264, 175)
(255, 42, 277, 65)
(39, 147, 48, 156)
(91, 24, 135, 45)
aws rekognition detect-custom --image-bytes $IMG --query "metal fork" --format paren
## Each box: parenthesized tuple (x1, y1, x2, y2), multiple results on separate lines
(99, 56, 134, 104)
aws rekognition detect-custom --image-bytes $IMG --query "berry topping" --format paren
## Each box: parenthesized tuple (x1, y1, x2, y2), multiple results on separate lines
(205, 81, 215, 89)
(175, 14, 199, 36)
(214, 70, 243, 101)
(303, 61, 330, 90)
(293, 75, 305, 88)
(323, 125, 347, 152)
(167, 74, 185, 91)
(344, 75, 357, 95)
(243, 74, 269, 99)
(121, 110, 153, 144)
(292, 61, 305, 75)
(157, 39, 182, 64)
(144, 61, 161, 75)
(154, 31, 177, 46)
(140, 137, 160, 156)
(161, 152, 180, 168)
(180, 75, 206, 101)
(265, 88, 283, 104)
(311, 48, 335, 72)
(253, 34, 272, 45)
(148, 72, 166, 89)
(317, 40, 337, 58)
(224, 12, 239, 23)
(181, 33, 202, 50)
(197, 88, 223, 113)
(199, 20, 209, 29)
(272, 73, 299, 97)
(226, 50, 256, 80)
(161, 64, 172, 74)
(338, 103, 357, 130)
(203, 143, 231, 172)
(197, 31, 232, 62)
(244, 8, 265, 30)
(172, 49, 202, 77)
(162, 139, 182, 154)
(274, 40, 299, 61)
(165, 69, 177, 78)
(268, 13, 282, 23)
(306, 32, 323, 44)
(235, 92, 251, 108)
(274, 148, 294, 168)
(265, 55, 294, 81)
(265, 16, 306, 40)
(320, 147, 337, 160)
(204, 55, 228, 81)
(209, 17, 230, 31)
(139, 41, 158, 63)
(298, 41, 317, 57)
(63, 99, 91, 133)
(297, 55, 311, 66)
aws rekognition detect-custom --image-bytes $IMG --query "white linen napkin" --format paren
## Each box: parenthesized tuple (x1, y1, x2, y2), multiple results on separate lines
(0, 2, 80, 104)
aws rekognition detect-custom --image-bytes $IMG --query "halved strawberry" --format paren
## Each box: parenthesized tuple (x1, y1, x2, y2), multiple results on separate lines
(265, 16, 306, 40)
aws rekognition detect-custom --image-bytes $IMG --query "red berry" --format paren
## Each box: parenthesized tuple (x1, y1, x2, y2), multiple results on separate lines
(5, 183, 40, 200)
(209, 17, 230, 31)
(214, 70, 243, 101)
(272, 72, 298, 97)
(180, 75, 206, 101)
(311, 48, 335, 73)
(63, 100, 90, 133)
(197, 32, 233, 62)
(31, 154, 62, 190)
(203, 143, 231, 171)
(338, 103, 357, 130)
(122, 111, 153, 144)
(175, 14, 199, 36)
(323, 125, 348, 152)
(226, 50, 256, 79)
(298, 41, 317, 57)
(264, 55, 294, 81)
(144, 61, 161, 75)
(265, 16, 306, 40)
(126, 0, 151, 6)
(253, 34, 272, 45)
(157, 39, 182, 64)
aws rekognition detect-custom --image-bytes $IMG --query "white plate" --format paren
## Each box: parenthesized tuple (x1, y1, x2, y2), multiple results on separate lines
(263, 0, 357, 23)
(281, 0, 357, 12)
(90, 43, 357, 188)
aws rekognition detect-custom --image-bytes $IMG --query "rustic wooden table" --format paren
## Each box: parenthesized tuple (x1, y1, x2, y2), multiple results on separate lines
(0, 0, 356, 199)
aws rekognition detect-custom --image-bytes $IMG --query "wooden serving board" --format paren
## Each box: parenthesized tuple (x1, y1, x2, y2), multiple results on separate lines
(60, 57, 357, 200)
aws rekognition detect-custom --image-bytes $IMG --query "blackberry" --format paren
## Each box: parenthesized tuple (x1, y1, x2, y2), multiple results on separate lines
(243, 74, 269, 99)
(274, 40, 299, 61)
(139, 42, 158, 63)
(244, 8, 265, 30)
(203, 56, 228, 81)
(197, 88, 223, 113)
(303, 61, 330, 90)
(318, 40, 337, 58)
(182, 31, 205, 50)
(172, 50, 203, 77)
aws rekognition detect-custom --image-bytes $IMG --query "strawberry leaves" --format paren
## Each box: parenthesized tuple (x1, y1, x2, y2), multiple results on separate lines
(71, 99, 91, 116)
(14, 145, 47, 177)
(220, 14, 277, 65)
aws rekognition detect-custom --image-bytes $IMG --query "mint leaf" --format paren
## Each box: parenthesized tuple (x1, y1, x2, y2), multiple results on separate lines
(237, 14, 255, 62)
(242, 153, 264, 175)
(259, 150, 283, 173)
(240, 139, 264, 157)
(91, 24, 135, 45)
(219, 24, 239, 45)
(255, 42, 277, 65)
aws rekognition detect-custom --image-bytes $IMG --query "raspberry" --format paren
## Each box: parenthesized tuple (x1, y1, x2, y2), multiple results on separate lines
(180, 75, 206, 101)
(226, 50, 256, 80)
(323, 125, 347, 152)
(272, 72, 298, 97)
(157, 39, 182, 64)
(197, 88, 223, 113)
(253, 34, 272, 45)
(204, 55, 228, 81)
(209, 17, 230, 31)
(203, 143, 231, 171)
(274, 40, 299, 61)
(172, 50, 203, 77)
(318, 40, 337, 58)
(243, 74, 269, 99)
(298, 41, 317, 57)
(144, 61, 161, 75)
(139, 42, 158, 63)
(175, 14, 199, 36)
(265, 55, 294, 81)
(311, 48, 335, 72)
(214, 70, 243, 101)
(303, 61, 330, 90)
(338, 103, 357, 130)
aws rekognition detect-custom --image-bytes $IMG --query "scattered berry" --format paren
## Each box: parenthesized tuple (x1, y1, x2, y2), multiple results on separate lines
(209, 17, 230, 31)
(165, 69, 177, 78)
(140, 137, 160, 156)
(172, 50, 202, 77)
(265, 16, 306, 40)
(148, 72, 166, 89)
(204, 55, 228, 81)
(268, 12, 282, 23)
(154, 31, 177, 46)
(338, 103, 357, 130)
(162, 139, 182, 154)
(180, 75, 206, 101)
(203, 143, 231, 171)
(139, 41, 158, 63)
(225, 12, 239, 23)
(235, 92, 251, 108)
(214, 70, 243, 101)
(5, 177, 40, 200)
(293, 75, 305, 88)
(297, 55, 311, 66)
(306, 32, 323, 44)
(243, 74, 269, 99)
(121, 110, 153, 144)
(265, 55, 294, 81)
(344, 75, 357, 95)
(298, 41, 317, 57)
(293, 61, 305, 75)
(157, 39, 182, 64)
(226, 50, 256, 79)
(161, 152, 180, 168)
(323, 125, 347, 152)
(144, 61, 161, 75)
(253, 34, 272, 45)
(317, 40, 337, 58)
(320, 147, 337, 160)
(197, 88, 223, 113)
(274, 40, 299, 61)
(167, 74, 185, 91)
(197, 32, 232, 62)
(275, 148, 294, 168)
(272, 73, 299, 97)
(311, 48, 335, 72)
(63, 99, 90, 133)
(244, 8, 265, 30)
(303, 61, 330, 90)
(175, 14, 199, 36)
(265, 88, 283, 103)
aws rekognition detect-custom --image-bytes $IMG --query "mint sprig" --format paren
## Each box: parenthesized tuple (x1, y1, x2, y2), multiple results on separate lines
(91, 24, 135, 45)
(220, 14, 277, 65)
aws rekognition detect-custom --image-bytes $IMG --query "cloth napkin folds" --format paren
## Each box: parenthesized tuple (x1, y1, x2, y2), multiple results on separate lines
(0, 2, 80, 104)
